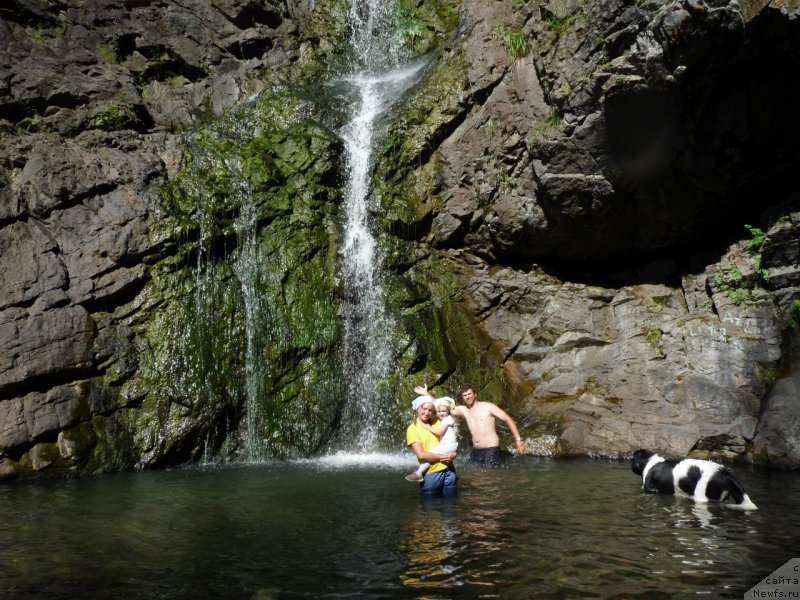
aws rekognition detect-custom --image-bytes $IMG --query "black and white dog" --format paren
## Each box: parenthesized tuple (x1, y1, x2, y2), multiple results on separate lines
(631, 449, 757, 510)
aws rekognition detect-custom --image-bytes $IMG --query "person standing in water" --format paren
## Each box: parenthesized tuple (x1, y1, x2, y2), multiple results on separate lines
(406, 396, 458, 496)
(405, 396, 458, 482)
(415, 384, 526, 467)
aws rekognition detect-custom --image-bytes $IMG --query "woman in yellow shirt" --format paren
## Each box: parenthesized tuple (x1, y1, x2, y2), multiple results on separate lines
(405, 396, 458, 496)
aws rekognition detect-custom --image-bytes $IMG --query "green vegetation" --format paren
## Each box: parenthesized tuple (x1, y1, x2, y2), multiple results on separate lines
(94, 105, 125, 130)
(386, 251, 523, 420)
(395, 0, 424, 52)
(529, 110, 562, 143)
(97, 45, 118, 64)
(545, 10, 580, 38)
(376, 49, 468, 224)
(758, 365, 783, 386)
(745, 224, 770, 282)
(645, 327, 663, 347)
(745, 224, 766, 250)
(712, 225, 773, 307)
(726, 287, 750, 307)
(20, 112, 43, 133)
(714, 265, 751, 306)
(713, 263, 760, 307)
(30, 22, 66, 44)
(392, 0, 459, 57)
(788, 300, 800, 329)
(498, 27, 530, 62)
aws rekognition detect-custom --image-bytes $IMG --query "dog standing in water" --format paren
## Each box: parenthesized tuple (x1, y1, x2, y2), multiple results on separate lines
(631, 449, 758, 510)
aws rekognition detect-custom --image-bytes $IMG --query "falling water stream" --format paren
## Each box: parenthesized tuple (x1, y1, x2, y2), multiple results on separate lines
(335, 0, 427, 450)
(230, 162, 267, 460)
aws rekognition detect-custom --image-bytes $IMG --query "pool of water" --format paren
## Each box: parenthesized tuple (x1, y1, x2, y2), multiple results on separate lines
(0, 455, 797, 599)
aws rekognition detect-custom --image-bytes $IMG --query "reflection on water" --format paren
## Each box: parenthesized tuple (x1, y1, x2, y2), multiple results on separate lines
(399, 501, 459, 589)
(0, 457, 798, 599)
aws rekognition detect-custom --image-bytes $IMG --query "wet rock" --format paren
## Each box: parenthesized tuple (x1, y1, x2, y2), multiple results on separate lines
(0, 458, 19, 481)
(0, 0, 341, 477)
(57, 422, 98, 464)
(752, 382, 800, 467)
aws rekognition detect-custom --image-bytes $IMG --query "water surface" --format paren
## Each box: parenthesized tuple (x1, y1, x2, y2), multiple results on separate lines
(0, 456, 797, 599)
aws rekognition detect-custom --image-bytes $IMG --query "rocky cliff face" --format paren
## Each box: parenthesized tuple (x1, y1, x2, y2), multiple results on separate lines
(1, 0, 799, 480)
(382, 0, 800, 467)
(0, 0, 351, 478)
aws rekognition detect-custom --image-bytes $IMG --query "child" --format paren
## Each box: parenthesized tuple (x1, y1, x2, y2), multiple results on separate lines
(405, 396, 458, 482)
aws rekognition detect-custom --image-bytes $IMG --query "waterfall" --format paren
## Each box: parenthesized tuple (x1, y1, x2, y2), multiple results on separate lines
(164, 0, 430, 460)
(178, 122, 274, 462)
(335, 0, 426, 450)
(230, 161, 267, 461)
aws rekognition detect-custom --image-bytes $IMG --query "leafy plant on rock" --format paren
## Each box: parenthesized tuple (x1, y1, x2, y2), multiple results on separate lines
(94, 105, 125, 131)
(498, 27, 530, 62)
(744, 223, 769, 283)
(714, 265, 752, 307)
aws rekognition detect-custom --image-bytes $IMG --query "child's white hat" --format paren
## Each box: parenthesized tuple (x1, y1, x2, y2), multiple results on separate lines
(434, 396, 455, 409)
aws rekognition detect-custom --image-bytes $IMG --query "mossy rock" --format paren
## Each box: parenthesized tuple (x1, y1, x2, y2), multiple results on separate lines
(57, 422, 99, 465)
(121, 84, 348, 463)
(86, 413, 139, 473)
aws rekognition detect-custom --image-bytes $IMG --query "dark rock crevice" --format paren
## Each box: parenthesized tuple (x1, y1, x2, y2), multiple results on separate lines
(0, 367, 99, 403)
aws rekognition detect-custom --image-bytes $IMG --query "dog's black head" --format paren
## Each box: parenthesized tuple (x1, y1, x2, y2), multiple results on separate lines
(631, 449, 654, 475)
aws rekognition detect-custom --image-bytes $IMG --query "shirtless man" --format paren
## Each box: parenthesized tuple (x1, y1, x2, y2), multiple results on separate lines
(415, 384, 526, 467)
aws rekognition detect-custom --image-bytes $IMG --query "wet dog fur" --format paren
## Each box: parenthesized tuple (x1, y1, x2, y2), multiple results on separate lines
(631, 449, 757, 510)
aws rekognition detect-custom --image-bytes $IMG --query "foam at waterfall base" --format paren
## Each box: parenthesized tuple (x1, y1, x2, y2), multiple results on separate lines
(295, 451, 416, 469)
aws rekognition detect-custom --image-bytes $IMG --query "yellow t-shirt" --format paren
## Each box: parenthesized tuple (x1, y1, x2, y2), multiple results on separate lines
(406, 419, 448, 474)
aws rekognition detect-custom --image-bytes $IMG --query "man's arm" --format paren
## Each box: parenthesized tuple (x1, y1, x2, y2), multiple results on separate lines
(409, 442, 456, 463)
(489, 404, 526, 454)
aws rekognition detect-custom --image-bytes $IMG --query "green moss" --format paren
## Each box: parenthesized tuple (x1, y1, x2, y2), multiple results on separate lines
(127, 86, 346, 462)
(30, 22, 66, 44)
(29, 443, 63, 471)
(87, 414, 138, 472)
(58, 422, 98, 464)
(376, 50, 469, 225)
(645, 327, 663, 347)
(97, 44, 118, 63)
(384, 251, 520, 420)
